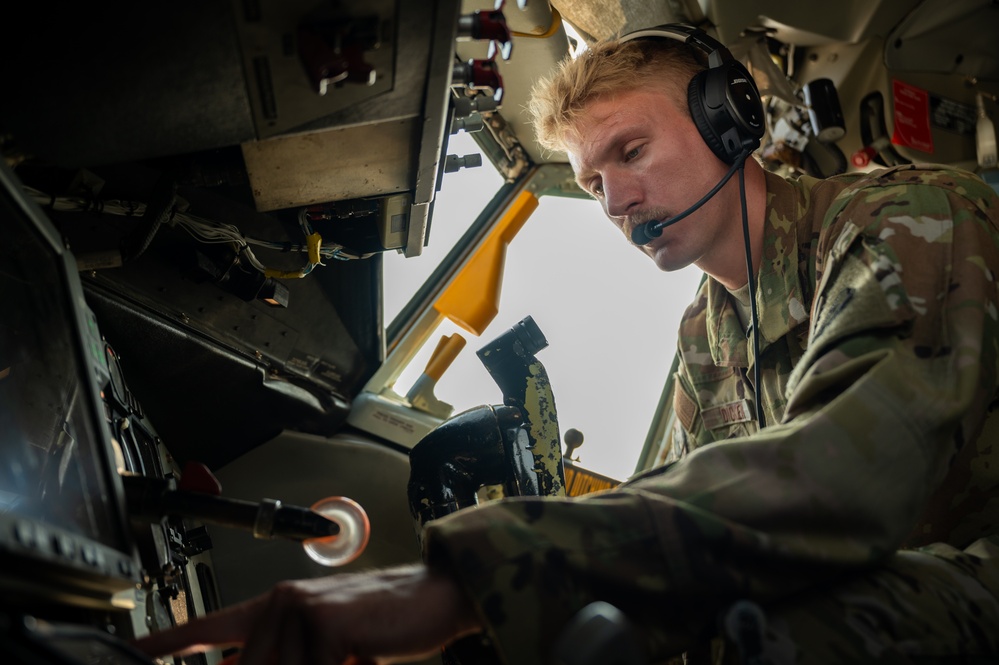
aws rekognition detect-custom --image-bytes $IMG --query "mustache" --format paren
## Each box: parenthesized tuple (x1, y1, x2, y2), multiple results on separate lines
(628, 209, 673, 227)
(628, 208, 671, 226)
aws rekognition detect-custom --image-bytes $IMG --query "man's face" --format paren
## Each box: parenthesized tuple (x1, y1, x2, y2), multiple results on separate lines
(565, 86, 734, 273)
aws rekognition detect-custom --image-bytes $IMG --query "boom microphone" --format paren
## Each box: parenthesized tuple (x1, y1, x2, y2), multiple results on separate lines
(628, 148, 766, 429)
(630, 219, 663, 245)
(631, 151, 750, 246)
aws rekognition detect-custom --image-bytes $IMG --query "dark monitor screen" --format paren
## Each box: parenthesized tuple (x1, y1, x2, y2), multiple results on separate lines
(0, 163, 137, 600)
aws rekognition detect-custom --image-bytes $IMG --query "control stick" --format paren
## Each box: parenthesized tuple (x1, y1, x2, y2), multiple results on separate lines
(123, 463, 369, 567)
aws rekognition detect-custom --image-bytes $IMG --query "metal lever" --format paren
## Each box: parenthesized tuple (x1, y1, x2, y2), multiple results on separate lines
(122, 475, 339, 542)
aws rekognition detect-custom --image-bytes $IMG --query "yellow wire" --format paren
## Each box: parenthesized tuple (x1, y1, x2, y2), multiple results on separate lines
(264, 269, 306, 279)
(306, 232, 323, 265)
(264, 232, 324, 279)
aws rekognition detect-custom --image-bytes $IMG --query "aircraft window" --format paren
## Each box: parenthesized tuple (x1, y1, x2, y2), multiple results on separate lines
(386, 185, 703, 481)
(382, 131, 504, 324)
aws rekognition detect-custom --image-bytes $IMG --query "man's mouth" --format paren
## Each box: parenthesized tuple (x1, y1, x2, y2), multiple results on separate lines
(626, 213, 672, 246)
(629, 210, 672, 228)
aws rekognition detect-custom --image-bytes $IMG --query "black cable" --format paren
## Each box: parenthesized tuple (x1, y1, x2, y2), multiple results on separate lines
(632, 149, 766, 429)
(632, 155, 749, 244)
(121, 175, 178, 264)
(737, 160, 766, 429)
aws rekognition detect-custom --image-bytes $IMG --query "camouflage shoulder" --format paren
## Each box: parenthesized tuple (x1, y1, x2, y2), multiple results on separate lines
(809, 164, 997, 247)
(832, 164, 997, 212)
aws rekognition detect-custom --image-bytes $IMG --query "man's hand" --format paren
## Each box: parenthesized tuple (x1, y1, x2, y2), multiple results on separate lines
(133, 564, 482, 665)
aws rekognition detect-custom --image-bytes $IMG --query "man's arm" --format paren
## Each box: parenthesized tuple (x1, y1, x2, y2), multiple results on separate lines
(133, 564, 481, 664)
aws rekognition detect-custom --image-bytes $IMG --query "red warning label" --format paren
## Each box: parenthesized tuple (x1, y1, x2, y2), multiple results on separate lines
(892, 79, 933, 154)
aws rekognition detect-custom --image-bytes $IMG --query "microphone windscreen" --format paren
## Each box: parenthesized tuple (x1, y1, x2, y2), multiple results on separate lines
(631, 221, 662, 245)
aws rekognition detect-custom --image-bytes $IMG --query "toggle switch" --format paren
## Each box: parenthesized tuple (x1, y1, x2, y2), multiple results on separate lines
(444, 153, 483, 173)
(297, 15, 380, 95)
(452, 59, 504, 104)
(457, 10, 513, 60)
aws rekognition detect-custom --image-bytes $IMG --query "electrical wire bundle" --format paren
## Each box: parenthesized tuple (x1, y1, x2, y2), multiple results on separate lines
(25, 186, 363, 278)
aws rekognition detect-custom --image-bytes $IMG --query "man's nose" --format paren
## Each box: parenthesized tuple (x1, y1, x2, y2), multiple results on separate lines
(603, 173, 642, 220)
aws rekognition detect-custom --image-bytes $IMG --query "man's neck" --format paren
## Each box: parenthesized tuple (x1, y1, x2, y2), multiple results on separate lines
(695, 159, 767, 290)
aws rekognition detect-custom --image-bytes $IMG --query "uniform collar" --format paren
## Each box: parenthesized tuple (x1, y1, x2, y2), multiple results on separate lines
(705, 170, 812, 366)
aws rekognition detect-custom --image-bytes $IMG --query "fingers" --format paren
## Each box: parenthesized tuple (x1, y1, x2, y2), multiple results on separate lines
(303, 599, 341, 665)
(239, 581, 346, 665)
(134, 566, 474, 665)
(237, 584, 295, 665)
(132, 595, 264, 658)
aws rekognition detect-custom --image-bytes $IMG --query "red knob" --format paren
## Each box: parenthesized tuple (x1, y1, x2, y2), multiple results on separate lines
(851, 145, 876, 168)
(179, 461, 222, 496)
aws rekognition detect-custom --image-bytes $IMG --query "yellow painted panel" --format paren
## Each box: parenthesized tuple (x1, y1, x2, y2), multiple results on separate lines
(433, 190, 539, 335)
(563, 464, 620, 497)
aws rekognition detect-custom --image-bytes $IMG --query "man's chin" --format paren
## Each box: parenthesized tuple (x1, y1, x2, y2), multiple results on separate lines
(646, 243, 691, 273)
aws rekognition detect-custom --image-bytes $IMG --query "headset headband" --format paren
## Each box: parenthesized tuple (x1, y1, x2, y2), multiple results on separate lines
(618, 24, 765, 163)
(619, 24, 732, 68)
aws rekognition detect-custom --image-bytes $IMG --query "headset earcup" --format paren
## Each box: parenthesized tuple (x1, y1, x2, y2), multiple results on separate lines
(687, 72, 733, 164)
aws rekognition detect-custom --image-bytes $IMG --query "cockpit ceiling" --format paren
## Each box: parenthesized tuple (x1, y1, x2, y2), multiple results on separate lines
(550, 0, 996, 60)
(500, 0, 999, 165)
(567, 0, 997, 78)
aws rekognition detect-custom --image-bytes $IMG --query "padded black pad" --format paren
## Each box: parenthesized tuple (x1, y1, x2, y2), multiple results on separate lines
(687, 71, 732, 164)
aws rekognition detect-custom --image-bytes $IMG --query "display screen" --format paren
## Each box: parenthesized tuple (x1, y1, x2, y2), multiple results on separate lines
(0, 186, 121, 550)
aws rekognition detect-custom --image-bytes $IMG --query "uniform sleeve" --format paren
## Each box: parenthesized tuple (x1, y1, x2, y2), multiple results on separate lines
(423, 171, 999, 664)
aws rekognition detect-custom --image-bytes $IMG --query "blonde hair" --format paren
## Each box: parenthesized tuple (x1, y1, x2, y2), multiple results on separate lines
(528, 36, 704, 152)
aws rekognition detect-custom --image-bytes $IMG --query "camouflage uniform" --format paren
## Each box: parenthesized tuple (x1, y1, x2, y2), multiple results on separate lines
(424, 165, 999, 664)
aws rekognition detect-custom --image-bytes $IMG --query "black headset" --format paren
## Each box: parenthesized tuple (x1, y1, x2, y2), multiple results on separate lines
(620, 25, 769, 428)
(619, 24, 765, 165)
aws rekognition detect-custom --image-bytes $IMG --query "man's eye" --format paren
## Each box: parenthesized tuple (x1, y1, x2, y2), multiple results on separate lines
(591, 182, 604, 197)
(625, 146, 641, 161)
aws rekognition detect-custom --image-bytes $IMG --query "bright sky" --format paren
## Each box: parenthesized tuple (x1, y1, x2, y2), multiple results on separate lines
(383, 132, 704, 481)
